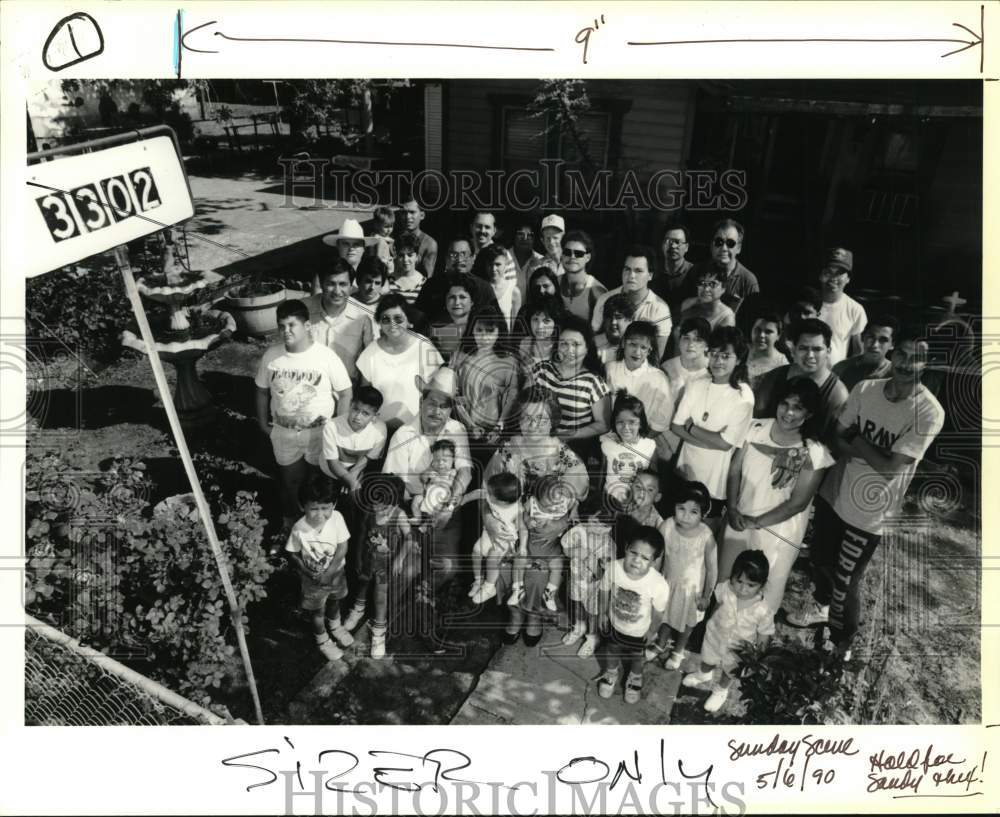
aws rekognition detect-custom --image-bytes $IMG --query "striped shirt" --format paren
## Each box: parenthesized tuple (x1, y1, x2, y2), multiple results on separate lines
(531, 361, 610, 434)
(389, 272, 426, 306)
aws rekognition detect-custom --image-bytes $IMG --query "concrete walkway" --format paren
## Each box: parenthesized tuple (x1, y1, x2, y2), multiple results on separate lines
(452, 628, 684, 725)
(182, 173, 371, 277)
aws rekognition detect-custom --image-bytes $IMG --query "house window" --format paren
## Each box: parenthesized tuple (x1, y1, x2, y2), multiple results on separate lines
(498, 104, 616, 175)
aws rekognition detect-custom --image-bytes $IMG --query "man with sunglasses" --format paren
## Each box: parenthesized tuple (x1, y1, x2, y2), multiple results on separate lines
(692, 219, 760, 315)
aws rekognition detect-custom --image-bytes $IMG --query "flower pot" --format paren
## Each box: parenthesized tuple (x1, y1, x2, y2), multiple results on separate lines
(223, 282, 287, 337)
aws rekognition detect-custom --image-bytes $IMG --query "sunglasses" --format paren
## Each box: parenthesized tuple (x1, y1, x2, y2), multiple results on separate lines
(713, 237, 739, 249)
(378, 314, 407, 325)
(562, 248, 589, 258)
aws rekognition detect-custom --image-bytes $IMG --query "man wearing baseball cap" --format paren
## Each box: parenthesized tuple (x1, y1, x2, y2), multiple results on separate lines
(524, 213, 567, 292)
(817, 246, 867, 366)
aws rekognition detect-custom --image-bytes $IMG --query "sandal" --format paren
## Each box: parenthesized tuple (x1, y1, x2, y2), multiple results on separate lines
(643, 642, 667, 662)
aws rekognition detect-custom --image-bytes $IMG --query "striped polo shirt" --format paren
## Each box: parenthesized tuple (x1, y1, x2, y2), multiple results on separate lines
(531, 361, 610, 434)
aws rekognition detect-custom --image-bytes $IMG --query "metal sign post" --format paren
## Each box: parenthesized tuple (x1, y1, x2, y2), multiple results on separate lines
(27, 127, 265, 725)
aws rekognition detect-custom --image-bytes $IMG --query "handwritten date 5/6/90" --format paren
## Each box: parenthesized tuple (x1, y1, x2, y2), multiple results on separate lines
(725, 734, 857, 792)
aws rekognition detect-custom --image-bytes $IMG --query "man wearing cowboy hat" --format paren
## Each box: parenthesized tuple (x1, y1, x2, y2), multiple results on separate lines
(312, 218, 380, 294)
(383, 367, 472, 646)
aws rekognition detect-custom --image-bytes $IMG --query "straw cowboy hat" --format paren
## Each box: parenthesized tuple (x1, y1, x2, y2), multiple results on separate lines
(415, 367, 456, 401)
(322, 218, 379, 247)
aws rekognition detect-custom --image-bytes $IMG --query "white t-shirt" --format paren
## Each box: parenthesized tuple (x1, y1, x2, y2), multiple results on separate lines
(285, 511, 350, 574)
(600, 559, 671, 638)
(592, 288, 673, 342)
(355, 337, 444, 426)
(736, 419, 834, 543)
(606, 360, 675, 433)
(820, 379, 944, 534)
(254, 342, 352, 427)
(319, 415, 387, 477)
(600, 432, 656, 501)
(674, 378, 754, 498)
(819, 294, 867, 366)
(661, 357, 710, 399)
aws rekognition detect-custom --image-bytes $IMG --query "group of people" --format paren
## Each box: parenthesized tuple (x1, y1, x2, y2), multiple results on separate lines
(253, 200, 944, 714)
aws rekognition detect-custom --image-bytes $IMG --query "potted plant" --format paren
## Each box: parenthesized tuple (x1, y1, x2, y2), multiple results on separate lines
(222, 276, 289, 337)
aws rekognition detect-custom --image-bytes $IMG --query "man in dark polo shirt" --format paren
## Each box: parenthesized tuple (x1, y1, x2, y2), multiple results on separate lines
(399, 196, 438, 278)
(690, 218, 760, 316)
(754, 318, 849, 446)
(651, 223, 694, 318)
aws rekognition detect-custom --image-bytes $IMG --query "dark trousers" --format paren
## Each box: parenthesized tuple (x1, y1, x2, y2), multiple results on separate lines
(810, 496, 882, 646)
(596, 626, 646, 677)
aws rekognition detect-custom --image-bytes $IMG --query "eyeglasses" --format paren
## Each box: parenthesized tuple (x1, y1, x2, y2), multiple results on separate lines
(709, 350, 735, 361)
(562, 248, 589, 258)
(447, 249, 471, 259)
(378, 314, 407, 325)
(663, 238, 686, 245)
(713, 237, 739, 249)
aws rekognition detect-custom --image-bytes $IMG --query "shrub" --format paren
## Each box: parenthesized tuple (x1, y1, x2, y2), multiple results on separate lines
(733, 639, 852, 725)
(26, 256, 137, 365)
(24, 451, 274, 711)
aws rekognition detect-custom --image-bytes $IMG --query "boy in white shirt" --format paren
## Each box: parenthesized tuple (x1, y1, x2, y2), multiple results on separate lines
(817, 247, 867, 366)
(255, 299, 353, 533)
(285, 477, 354, 661)
(321, 385, 388, 492)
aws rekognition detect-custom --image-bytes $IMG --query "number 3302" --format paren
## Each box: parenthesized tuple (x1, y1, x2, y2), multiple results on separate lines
(36, 167, 162, 243)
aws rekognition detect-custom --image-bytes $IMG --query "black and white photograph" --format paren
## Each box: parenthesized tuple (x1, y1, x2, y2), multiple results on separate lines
(20, 75, 984, 732)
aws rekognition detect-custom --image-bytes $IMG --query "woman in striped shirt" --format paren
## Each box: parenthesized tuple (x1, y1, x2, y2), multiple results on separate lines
(531, 314, 611, 452)
(389, 233, 427, 307)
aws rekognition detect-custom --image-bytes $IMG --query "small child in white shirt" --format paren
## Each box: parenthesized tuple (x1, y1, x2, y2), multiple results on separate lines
(469, 473, 525, 603)
(285, 477, 354, 661)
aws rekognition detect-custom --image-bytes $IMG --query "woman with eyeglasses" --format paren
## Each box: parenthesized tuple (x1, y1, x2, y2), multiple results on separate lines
(670, 325, 754, 539)
(483, 387, 589, 645)
(356, 293, 444, 436)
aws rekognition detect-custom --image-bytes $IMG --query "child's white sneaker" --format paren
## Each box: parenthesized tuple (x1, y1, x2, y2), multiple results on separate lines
(704, 684, 730, 713)
(577, 633, 600, 658)
(471, 581, 497, 604)
(315, 634, 343, 662)
(327, 619, 354, 648)
(682, 669, 715, 688)
(542, 584, 558, 612)
(467, 579, 482, 598)
(664, 651, 686, 671)
(370, 626, 387, 660)
(596, 668, 619, 699)
(624, 671, 643, 704)
(507, 583, 524, 607)
(342, 604, 366, 632)
(561, 622, 587, 646)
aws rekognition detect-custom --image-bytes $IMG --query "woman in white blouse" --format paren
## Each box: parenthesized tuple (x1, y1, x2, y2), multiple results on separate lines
(670, 326, 754, 540)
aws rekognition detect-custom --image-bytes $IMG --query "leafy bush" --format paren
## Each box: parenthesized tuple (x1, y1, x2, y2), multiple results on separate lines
(25, 451, 274, 710)
(733, 639, 852, 725)
(26, 256, 137, 365)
